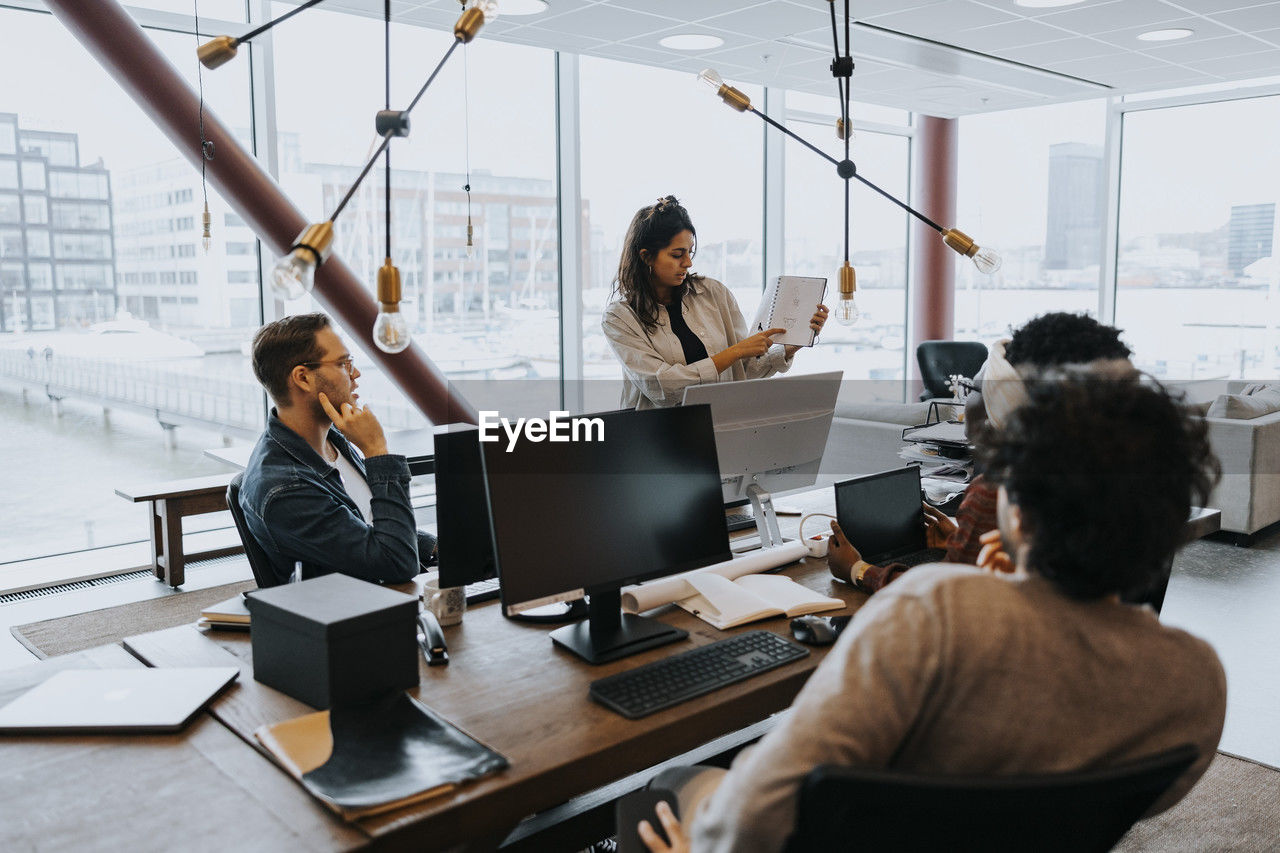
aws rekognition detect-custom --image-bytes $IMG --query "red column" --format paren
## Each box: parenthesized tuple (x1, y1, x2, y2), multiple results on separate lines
(910, 116, 958, 357)
(45, 0, 478, 426)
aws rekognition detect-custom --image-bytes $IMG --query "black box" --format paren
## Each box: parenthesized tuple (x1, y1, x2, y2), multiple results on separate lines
(246, 573, 419, 709)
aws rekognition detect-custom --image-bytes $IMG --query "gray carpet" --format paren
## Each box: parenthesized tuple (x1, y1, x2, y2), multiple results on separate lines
(9, 578, 256, 659)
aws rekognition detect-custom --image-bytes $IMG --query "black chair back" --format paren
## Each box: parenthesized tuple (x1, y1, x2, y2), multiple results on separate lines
(784, 744, 1197, 853)
(917, 340, 989, 400)
(226, 473, 282, 588)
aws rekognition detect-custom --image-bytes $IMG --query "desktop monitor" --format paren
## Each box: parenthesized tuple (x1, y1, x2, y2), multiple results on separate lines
(480, 405, 731, 664)
(683, 370, 842, 543)
(433, 425, 496, 591)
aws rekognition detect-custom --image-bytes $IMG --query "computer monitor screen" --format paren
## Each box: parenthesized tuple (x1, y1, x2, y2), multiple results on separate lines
(433, 425, 496, 590)
(480, 405, 731, 664)
(682, 371, 842, 503)
(834, 466, 927, 563)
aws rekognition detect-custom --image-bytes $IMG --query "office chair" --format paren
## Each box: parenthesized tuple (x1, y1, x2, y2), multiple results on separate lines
(917, 340, 989, 401)
(782, 743, 1197, 853)
(226, 473, 282, 588)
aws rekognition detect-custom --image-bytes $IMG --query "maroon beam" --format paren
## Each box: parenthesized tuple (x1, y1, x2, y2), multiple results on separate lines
(910, 115, 958, 363)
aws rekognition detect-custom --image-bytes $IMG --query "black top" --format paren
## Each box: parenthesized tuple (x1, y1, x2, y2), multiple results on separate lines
(666, 295, 709, 365)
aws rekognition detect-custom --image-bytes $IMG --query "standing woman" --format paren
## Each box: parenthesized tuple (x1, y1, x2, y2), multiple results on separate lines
(602, 196, 828, 409)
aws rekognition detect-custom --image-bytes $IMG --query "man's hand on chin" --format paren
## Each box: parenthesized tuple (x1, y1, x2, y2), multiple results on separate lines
(319, 392, 389, 458)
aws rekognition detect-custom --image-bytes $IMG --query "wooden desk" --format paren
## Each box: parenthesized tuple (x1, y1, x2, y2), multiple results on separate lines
(205, 427, 438, 477)
(0, 644, 366, 852)
(122, 489, 866, 852)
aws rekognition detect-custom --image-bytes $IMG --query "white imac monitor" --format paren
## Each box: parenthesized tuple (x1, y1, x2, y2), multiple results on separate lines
(682, 370, 842, 547)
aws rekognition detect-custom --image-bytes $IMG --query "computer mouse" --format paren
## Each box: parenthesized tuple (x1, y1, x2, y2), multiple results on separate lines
(790, 615, 838, 646)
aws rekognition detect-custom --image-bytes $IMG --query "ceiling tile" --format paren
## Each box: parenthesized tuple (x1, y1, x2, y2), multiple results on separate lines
(1254, 26, 1280, 44)
(847, 0, 950, 18)
(1037, 0, 1187, 35)
(595, 43, 677, 65)
(945, 18, 1077, 53)
(1208, 4, 1280, 32)
(502, 27, 609, 51)
(1140, 32, 1275, 61)
(601, 0, 749, 22)
(1047, 52, 1174, 82)
(1111, 64, 1220, 87)
(863, 0, 1019, 38)
(535, 3, 672, 39)
(1186, 48, 1280, 74)
(1158, 0, 1276, 12)
(999, 36, 1124, 64)
(699, 2, 832, 40)
(969, 0, 1118, 17)
(1091, 17, 1235, 47)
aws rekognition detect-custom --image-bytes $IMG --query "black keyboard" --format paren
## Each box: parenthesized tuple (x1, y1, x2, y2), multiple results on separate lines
(589, 631, 810, 719)
(725, 511, 757, 532)
(463, 577, 501, 604)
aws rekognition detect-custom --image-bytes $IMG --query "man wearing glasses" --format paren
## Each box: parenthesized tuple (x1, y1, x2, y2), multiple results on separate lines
(238, 313, 435, 586)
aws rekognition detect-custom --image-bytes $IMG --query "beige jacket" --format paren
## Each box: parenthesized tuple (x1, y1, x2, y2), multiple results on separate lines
(601, 276, 792, 410)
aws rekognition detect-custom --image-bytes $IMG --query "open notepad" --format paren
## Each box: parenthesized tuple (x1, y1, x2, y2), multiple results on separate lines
(748, 275, 827, 348)
(677, 572, 843, 630)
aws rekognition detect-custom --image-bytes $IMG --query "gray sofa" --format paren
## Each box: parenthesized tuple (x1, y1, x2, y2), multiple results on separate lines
(818, 381, 1280, 540)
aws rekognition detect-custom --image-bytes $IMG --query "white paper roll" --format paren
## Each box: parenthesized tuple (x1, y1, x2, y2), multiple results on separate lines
(620, 540, 811, 614)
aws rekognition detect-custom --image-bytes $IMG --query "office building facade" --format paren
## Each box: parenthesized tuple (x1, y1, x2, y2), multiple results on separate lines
(0, 112, 116, 331)
(1044, 142, 1105, 271)
(1227, 203, 1275, 277)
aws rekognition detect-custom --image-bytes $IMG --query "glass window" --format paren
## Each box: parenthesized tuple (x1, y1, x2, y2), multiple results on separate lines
(0, 159, 16, 189)
(0, 120, 15, 154)
(22, 194, 46, 224)
(52, 201, 111, 230)
(0, 261, 21, 289)
(0, 227, 21, 257)
(0, 193, 18, 224)
(579, 57, 764, 411)
(54, 232, 111, 260)
(272, 6, 559, 422)
(956, 100, 1106, 345)
(1115, 95, 1280, 380)
(21, 160, 45, 190)
(784, 92, 911, 390)
(0, 6, 256, 564)
(25, 228, 50, 257)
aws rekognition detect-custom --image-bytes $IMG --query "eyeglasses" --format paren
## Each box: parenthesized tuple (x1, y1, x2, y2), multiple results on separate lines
(300, 356, 356, 375)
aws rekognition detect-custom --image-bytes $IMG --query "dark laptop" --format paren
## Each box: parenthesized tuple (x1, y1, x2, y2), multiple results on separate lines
(835, 466, 947, 568)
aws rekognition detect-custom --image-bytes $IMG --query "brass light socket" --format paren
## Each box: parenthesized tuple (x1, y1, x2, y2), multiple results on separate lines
(836, 118, 848, 141)
(377, 259, 402, 309)
(942, 228, 979, 258)
(293, 221, 335, 265)
(839, 262, 857, 295)
(197, 36, 239, 70)
(455, 6, 485, 43)
(718, 84, 752, 112)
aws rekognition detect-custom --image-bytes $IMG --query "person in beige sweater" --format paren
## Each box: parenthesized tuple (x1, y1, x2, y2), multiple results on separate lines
(637, 369, 1226, 853)
(602, 195, 827, 410)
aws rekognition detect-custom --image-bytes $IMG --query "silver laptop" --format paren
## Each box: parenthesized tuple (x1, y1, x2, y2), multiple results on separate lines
(0, 667, 238, 734)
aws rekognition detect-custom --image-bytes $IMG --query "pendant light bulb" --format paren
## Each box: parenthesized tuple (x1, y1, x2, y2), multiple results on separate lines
(972, 245, 1003, 275)
(201, 202, 212, 254)
(697, 68, 724, 91)
(270, 222, 334, 301)
(464, 0, 500, 22)
(466, 220, 475, 260)
(835, 262, 859, 326)
(373, 258, 411, 353)
(269, 251, 315, 301)
(373, 309, 411, 353)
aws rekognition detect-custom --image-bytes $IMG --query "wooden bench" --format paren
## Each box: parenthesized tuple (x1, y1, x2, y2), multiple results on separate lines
(115, 474, 241, 587)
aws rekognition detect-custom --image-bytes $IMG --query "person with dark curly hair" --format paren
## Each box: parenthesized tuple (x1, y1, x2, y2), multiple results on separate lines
(602, 196, 828, 410)
(636, 370, 1225, 853)
(828, 311, 1134, 592)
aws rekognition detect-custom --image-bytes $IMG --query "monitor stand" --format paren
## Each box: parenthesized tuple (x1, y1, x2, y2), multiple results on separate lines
(550, 588, 688, 665)
(747, 483, 785, 548)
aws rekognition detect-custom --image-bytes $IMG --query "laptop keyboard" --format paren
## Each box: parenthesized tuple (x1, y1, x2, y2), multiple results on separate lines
(892, 548, 948, 569)
(463, 577, 501, 604)
(589, 631, 810, 719)
(725, 511, 757, 532)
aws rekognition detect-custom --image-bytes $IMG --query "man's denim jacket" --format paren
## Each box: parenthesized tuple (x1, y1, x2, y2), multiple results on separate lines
(238, 410, 435, 586)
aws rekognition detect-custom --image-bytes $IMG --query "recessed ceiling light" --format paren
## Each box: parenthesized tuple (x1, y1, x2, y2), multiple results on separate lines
(500, 0, 548, 16)
(1137, 28, 1195, 42)
(1014, 0, 1088, 7)
(659, 33, 725, 51)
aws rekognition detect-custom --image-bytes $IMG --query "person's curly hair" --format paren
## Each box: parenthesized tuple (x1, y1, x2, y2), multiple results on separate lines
(1004, 312, 1132, 367)
(977, 367, 1219, 600)
(612, 195, 704, 331)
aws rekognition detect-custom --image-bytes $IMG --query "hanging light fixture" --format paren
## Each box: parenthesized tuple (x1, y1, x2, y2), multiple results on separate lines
(695, 1, 1001, 328)
(267, 0, 497, 320)
(372, 0, 409, 353)
(197, 0, 330, 69)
